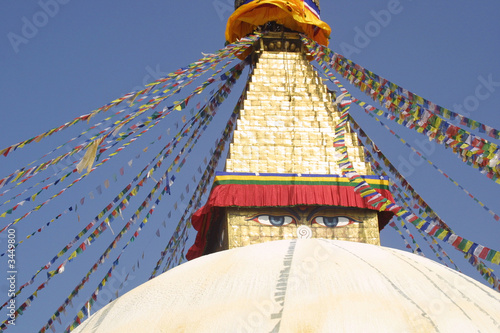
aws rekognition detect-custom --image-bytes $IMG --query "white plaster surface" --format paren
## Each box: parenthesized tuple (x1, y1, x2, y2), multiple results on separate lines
(74, 239, 500, 333)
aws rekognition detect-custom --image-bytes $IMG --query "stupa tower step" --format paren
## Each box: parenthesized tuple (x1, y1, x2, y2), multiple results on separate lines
(226, 45, 372, 175)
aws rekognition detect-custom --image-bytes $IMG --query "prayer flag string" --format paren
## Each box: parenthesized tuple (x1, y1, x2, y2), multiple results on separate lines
(0, 109, 125, 199)
(0, 59, 248, 315)
(354, 115, 464, 271)
(150, 76, 247, 279)
(0, 56, 250, 330)
(0, 48, 241, 202)
(352, 98, 500, 222)
(314, 61, 450, 229)
(0, 59, 248, 239)
(388, 221, 415, 253)
(48, 54, 249, 333)
(0, 34, 260, 159)
(360, 135, 458, 267)
(333, 52, 500, 140)
(39, 167, 171, 333)
(301, 36, 500, 185)
(304, 41, 500, 269)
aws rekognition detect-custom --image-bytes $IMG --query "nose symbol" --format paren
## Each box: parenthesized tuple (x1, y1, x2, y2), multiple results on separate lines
(297, 225, 312, 239)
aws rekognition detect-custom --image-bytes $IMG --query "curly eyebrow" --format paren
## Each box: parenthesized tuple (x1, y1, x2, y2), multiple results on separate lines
(245, 209, 299, 222)
(306, 207, 329, 221)
(283, 207, 301, 221)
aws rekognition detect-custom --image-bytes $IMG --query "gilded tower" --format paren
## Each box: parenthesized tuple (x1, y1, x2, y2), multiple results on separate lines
(186, 0, 394, 260)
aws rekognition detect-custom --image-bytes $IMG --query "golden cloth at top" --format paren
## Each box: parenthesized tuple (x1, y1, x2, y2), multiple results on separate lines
(226, 0, 331, 46)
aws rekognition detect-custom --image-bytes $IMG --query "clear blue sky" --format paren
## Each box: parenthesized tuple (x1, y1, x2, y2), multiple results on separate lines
(1, 1, 500, 331)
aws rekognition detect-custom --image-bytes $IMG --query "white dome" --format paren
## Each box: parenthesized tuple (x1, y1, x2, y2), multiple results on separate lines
(74, 239, 500, 332)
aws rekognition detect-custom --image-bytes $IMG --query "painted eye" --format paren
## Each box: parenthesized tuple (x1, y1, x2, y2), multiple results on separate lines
(250, 215, 296, 227)
(313, 216, 361, 228)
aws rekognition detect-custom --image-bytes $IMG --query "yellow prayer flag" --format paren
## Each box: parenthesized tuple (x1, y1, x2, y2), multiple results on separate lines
(378, 200, 390, 212)
(68, 252, 77, 261)
(77, 138, 104, 174)
(415, 220, 426, 229)
(437, 230, 448, 240)
(395, 210, 406, 217)
(86, 111, 98, 124)
(492, 252, 500, 265)
(11, 171, 25, 183)
(463, 241, 473, 252)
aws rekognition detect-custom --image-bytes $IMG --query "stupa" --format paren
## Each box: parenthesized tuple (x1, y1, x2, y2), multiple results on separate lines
(73, 1, 500, 332)
(186, 0, 394, 260)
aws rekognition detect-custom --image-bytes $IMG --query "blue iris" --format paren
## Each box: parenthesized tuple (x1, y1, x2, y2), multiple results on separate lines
(323, 217, 339, 227)
(269, 216, 286, 226)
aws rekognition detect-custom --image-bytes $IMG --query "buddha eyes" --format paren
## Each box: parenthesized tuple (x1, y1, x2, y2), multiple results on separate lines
(249, 215, 362, 228)
(250, 215, 296, 227)
(312, 216, 361, 228)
